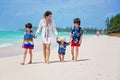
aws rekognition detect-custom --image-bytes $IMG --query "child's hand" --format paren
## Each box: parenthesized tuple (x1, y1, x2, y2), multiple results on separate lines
(22, 44, 24, 48)
(34, 34, 38, 39)
(79, 40, 82, 44)
(34, 36, 37, 39)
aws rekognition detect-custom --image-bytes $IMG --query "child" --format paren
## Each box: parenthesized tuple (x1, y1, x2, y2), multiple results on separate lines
(56, 37, 70, 62)
(20, 23, 35, 65)
(70, 18, 83, 61)
(96, 31, 100, 37)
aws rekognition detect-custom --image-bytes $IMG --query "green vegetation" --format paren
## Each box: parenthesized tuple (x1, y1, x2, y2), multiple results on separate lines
(18, 27, 71, 32)
(18, 27, 37, 32)
(56, 27, 100, 34)
(105, 13, 120, 36)
(18, 27, 99, 34)
(56, 27, 71, 32)
(83, 28, 99, 34)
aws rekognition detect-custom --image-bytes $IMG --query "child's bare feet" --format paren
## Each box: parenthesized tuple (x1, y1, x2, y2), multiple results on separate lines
(28, 61, 32, 64)
(20, 62, 24, 65)
(59, 58, 62, 62)
(72, 56, 74, 61)
(74, 58, 77, 62)
(74, 60, 77, 62)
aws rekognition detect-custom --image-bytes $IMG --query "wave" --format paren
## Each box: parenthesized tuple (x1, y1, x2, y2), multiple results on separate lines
(0, 43, 13, 48)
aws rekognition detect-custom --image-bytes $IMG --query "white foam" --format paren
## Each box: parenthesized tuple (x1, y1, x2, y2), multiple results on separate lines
(0, 43, 13, 48)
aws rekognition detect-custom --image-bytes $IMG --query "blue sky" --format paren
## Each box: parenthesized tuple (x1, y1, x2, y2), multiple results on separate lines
(0, 0, 120, 30)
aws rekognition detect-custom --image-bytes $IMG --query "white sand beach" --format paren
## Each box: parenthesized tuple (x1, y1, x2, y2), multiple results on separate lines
(0, 36, 120, 80)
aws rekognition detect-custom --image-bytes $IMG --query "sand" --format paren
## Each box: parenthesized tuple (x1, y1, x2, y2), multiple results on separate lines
(0, 36, 120, 80)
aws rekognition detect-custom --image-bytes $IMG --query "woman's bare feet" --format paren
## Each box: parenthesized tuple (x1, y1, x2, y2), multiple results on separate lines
(46, 61, 50, 64)
(43, 60, 47, 63)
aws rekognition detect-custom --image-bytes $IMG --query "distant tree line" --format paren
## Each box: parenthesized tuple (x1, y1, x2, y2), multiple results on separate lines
(83, 28, 99, 34)
(57, 27, 99, 34)
(18, 27, 72, 32)
(105, 13, 120, 34)
(18, 26, 99, 34)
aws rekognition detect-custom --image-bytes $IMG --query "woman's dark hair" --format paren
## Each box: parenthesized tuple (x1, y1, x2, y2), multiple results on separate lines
(25, 23, 32, 29)
(73, 18, 81, 25)
(44, 11, 52, 17)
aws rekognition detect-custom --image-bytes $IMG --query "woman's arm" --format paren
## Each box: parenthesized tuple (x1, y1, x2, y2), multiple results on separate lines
(52, 20, 58, 40)
(56, 36, 59, 41)
(35, 20, 42, 37)
(52, 20, 58, 36)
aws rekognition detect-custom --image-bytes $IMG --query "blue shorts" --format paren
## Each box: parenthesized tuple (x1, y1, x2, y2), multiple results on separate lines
(58, 52, 65, 55)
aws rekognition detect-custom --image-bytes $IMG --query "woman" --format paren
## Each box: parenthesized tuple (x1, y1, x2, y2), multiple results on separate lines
(35, 11, 58, 64)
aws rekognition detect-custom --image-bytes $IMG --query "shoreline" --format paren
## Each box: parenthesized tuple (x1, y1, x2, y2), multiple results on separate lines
(0, 35, 96, 58)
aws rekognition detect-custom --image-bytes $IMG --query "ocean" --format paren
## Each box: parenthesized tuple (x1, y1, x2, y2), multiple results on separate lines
(0, 31, 95, 48)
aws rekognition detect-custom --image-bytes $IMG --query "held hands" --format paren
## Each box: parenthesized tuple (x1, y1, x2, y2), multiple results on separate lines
(69, 37, 72, 43)
(79, 40, 82, 44)
(34, 35, 37, 39)
(56, 36, 58, 41)
(69, 40, 72, 43)
(34, 34, 38, 39)
(22, 44, 24, 48)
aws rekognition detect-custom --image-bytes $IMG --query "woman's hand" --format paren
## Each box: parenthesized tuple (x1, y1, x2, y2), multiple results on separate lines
(56, 36, 58, 41)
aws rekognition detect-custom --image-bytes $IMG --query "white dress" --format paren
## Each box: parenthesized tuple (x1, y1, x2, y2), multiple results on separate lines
(36, 19, 58, 44)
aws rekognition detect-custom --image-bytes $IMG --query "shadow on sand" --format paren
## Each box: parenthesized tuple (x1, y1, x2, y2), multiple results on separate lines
(50, 59, 90, 64)
(29, 59, 90, 64)
(32, 62, 43, 64)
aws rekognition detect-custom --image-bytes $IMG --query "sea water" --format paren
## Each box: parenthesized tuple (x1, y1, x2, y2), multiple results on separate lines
(0, 31, 95, 48)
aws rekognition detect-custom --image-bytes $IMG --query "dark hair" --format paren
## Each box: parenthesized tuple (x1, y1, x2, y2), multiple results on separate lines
(44, 11, 52, 17)
(25, 23, 32, 29)
(73, 18, 81, 25)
